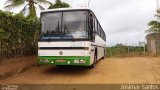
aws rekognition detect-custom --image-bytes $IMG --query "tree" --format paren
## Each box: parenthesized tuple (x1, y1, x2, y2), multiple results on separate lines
(146, 20, 160, 33)
(0, 28, 10, 52)
(48, 0, 70, 9)
(4, 0, 52, 18)
(0, 10, 39, 57)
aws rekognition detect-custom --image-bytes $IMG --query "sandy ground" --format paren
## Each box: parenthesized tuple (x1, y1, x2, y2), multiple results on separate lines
(0, 57, 160, 84)
(0, 56, 36, 75)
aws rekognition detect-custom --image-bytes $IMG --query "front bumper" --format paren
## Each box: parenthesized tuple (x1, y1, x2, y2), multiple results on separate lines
(38, 56, 90, 66)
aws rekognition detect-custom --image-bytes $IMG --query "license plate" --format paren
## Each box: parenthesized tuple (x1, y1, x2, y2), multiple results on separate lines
(56, 59, 65, 62)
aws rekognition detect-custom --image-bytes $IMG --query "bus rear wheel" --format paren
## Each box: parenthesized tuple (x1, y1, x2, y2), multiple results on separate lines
(102, 48, 105, 59)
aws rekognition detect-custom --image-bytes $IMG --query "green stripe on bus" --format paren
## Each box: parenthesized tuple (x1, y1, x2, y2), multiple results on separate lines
(37, 56, 90, 66)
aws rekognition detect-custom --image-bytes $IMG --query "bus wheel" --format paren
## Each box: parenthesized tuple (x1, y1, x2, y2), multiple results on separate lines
(102, 48, 105, 59)
(89, 61, 95, 68)
(94, 51, 97, 63)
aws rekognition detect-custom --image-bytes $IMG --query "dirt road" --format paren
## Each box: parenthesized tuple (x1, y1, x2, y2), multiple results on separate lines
(0, 57, 160, 84)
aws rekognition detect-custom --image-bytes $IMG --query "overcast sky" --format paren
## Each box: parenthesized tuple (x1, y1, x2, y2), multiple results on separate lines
(0, 0, 157, 46)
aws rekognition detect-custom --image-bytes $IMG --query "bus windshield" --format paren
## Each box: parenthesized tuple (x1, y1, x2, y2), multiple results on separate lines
(40, 11, 89, 40)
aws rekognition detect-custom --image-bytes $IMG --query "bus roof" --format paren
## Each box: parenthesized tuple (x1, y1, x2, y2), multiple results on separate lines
(41, 8, 92, 13)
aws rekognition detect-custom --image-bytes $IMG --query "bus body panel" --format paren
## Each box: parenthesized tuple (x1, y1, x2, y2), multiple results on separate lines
(38, 41, 91, 56)
(38, 41, 93, 66)
(94, 35, 106, 60)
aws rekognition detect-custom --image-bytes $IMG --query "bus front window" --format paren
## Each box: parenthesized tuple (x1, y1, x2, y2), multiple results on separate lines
(63, 11, 88, 39)
(41, 12, 62, 39)
(40, 11, 88, 40)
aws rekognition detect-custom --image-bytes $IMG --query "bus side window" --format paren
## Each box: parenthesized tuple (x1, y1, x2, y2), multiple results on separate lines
(89, 13, 94, 40)
(92, 16, 96, 40)
(95, 19, 98, 34)
(98, 24, 101, 36)
(100, 27, 102, 38)
(101, 30, 103, 39)
(101, 27, 103, 39)
(101, 27, 103, 38)
(103, 31, 105, 40)
(92, 16, 94, 31)
(97, 23, 99, 35)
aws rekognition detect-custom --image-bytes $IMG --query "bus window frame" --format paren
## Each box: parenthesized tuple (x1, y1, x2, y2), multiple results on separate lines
(39, 10, 91, 42)
(39, 9, 106, 42)
(88, 12, 94, 42)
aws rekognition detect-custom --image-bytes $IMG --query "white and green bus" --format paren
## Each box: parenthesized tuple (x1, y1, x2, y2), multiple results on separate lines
(38, 8, 106, 67)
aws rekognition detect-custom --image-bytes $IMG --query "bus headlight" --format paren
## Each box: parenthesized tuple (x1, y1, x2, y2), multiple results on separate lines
(79, 60, 86, 63)
(74, 59, 80, 63)
(39, 59, 49, 63)
(74, 59, 86, 64)
(39, 59, 43, 62)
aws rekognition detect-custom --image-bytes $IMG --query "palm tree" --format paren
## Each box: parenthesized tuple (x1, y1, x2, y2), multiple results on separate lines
(4, 0, 52, 18)
(146, 20, 160, 33)
(48, 0, 70, 9)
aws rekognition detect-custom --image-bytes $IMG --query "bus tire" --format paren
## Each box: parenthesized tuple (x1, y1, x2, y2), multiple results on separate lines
(89, 64, 94, 68)
(102, 48, 105, 59)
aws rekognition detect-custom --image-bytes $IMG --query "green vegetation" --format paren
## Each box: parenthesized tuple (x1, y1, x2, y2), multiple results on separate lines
(0, 0, 71, 60)
(146, 20, 160, 33)
(0, 10, 39, 59)
(48, 0, 70, 9)
(4, 0, 52, 18)
(106, 44, 147, 57)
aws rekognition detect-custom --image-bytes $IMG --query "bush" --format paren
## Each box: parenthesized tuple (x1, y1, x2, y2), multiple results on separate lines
(0, 10, 39, 59)
(106, 44, 147, 57)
